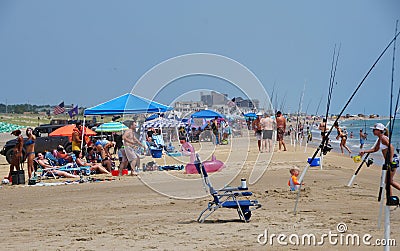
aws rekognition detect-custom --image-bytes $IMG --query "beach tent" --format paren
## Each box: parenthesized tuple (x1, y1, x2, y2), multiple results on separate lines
(84, 93, 173, 116)
(95, 122, 128, 132)
(190, 110, 224, 119)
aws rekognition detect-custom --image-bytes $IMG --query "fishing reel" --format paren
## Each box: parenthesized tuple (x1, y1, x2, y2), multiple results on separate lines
(321, 144, 333, 155)
(366, 158, 374, 167)
(387, 196, 400, 206)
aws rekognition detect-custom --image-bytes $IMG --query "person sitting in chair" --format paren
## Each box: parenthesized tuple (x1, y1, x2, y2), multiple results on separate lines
(36, 152, 79, 179)
(75, 151, 110, 174)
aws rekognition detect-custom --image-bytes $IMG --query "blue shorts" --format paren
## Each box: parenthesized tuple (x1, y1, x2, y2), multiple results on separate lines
(360, 139, 365, 145)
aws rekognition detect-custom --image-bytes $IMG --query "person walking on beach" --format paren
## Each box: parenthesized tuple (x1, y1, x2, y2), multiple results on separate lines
(276, 111, 287, 151)
(8, 130, 23, 179)
(359, 129, 367, 149)
(252, 112, 263, 151)
(25, 127, 36, 179)
(121, 121, 143, 176)
(260, 113, 274, 152)
(334, 122, 351, 155)
(360, 123, 400, 196)
(319, 118, 327, 142)
(211, 117, 220, 145)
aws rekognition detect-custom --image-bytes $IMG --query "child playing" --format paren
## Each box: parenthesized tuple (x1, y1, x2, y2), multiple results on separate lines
(288, 166, 303, 191)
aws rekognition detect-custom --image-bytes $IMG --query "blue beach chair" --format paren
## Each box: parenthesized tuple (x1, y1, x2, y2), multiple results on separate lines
(195, 154, 261, 223)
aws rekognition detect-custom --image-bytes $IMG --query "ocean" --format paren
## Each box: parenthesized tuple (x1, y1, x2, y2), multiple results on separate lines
(309, 118, 400, 167)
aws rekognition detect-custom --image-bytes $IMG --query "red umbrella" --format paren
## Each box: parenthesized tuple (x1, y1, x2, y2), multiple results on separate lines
(49, 124, 96, 140)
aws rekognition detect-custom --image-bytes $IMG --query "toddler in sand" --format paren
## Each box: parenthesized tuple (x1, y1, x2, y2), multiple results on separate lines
(288, 166, 303, 191)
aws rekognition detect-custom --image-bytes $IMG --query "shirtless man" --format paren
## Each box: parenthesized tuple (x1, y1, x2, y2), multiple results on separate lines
(260, 113, 274, 152)
(8, 130, 24, 179)
(252, 112, 263, 151)
(275, 111, 287, 151)
(120, 121, 144, 176)
(319, 118, 327, 142)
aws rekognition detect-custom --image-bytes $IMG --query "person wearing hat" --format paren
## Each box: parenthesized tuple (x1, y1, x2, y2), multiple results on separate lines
(8, 129, 24, 179)
(288, 166, 303, 191)
(360, 123, 400, 195)
(252, 112, 263, 151)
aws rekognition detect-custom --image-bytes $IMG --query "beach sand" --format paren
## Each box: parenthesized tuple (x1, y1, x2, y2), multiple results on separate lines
(0, 133, 399, 250)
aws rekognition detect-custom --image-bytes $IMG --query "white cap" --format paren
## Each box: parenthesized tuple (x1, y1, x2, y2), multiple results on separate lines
(256, 112, 263, 116)
(370, 123, 385, 131)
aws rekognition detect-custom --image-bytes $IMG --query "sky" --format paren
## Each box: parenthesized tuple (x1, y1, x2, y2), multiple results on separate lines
(0, 0, 400, 115)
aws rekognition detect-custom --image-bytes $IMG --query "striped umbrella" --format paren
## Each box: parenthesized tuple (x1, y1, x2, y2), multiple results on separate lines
(95, 122, 128, 132)
(142, 118, 186, 129)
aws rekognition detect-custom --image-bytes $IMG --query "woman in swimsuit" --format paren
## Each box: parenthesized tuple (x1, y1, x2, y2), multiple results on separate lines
(334, 122, 351, 155)
(75, 151, 110, 174)
(360, 123, 400, 196)
(25, 128, 36, 179)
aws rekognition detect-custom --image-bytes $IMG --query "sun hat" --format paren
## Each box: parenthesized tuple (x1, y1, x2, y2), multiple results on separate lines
(290, 166, 300, 172)
(256, 112, 263, 116)
(370, 123, 385, 131)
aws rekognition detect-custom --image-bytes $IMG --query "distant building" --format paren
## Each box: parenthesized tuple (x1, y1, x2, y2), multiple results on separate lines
(200, 91, 228, 106)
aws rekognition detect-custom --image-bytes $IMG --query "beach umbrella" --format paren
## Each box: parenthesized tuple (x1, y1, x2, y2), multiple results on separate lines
(243, 112, 257, 119)
(49, 124, 96, 137)
(95, 122, 128, 132)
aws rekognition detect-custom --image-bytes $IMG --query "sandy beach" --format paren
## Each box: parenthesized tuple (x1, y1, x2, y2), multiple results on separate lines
(0, 132, 399, 251)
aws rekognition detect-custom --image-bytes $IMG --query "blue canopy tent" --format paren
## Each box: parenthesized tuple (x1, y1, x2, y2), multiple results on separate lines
(243, 112, 257, 119)
(84, 93, 172, 115)
(81, 93, 172, 149)
(190, 110, 224, 119)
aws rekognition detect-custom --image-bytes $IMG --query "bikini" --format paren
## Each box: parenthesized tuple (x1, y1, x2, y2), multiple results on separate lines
(25, 139, 35, 156)
(380, 136, 398, 170)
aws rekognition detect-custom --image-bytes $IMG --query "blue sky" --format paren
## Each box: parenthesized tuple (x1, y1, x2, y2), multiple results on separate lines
(0, 0, 399, 115)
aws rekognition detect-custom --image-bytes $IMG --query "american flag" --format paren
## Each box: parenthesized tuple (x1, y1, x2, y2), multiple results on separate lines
(53, 101, 65, 115)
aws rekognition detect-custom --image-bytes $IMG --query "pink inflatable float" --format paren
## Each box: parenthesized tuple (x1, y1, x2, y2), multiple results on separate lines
(180, 141, 225, 174)
(185, 154, 225, 174)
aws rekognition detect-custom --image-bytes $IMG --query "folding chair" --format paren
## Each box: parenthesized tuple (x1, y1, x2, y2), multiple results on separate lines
(196, 154, 261, 223)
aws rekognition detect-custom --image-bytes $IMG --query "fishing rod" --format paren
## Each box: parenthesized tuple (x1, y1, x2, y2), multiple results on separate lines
(295, 45, 339, 211)
(294, 31, 400, 215)
(380, 20, 399, 251)
(323, 45, 340, 147)
(294, 83, 306, 150)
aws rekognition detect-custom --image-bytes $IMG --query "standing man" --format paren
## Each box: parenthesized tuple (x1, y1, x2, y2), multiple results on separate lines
(72, 121, 83, 152)
(252, 112, 263, 151)
(260, 113, 274, 153)
(211, 117, 220, 145)
(276, 111, 287, 151)
(319, 118, 327, 142)
(120, 121, 143, 176)
(8, 130, 23, 180)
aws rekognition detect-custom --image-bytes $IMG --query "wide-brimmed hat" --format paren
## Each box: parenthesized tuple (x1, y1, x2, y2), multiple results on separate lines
(11, 129, 21, 135)
(256, 112, 263, 116)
